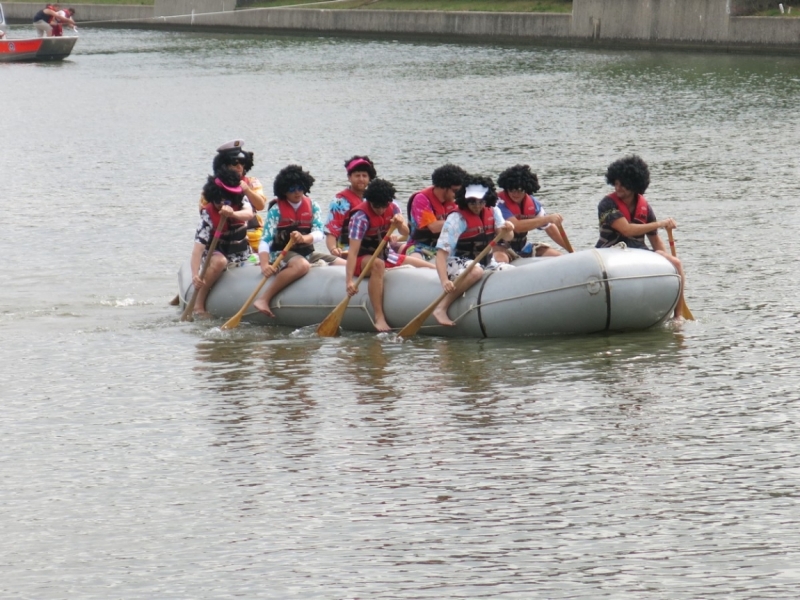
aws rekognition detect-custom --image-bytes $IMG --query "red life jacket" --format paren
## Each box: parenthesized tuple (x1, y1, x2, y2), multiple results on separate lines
(455, 207, 495, 264)
(204, 201, 250, 256)
(608, 192, 650, 224)
(408, 187, 453, 245)
(334, 188, 362, 242)
(343, 201, 395, 258)
(270, 196, 315, 256)
(498, 190, 543, 252)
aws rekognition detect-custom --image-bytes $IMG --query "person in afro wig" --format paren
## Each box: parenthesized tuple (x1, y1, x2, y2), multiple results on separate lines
(323, 155, 378, 258)
(200, 140, 267, 252)
(431, 174, 514, 327)
(495, 164, 568, 260)
(343, 178, 435, 332)
(404, 163, 469, 261)
(189, 165, 255, 317)
(252, 165, 345, 318)
(596, 155, 686, 319)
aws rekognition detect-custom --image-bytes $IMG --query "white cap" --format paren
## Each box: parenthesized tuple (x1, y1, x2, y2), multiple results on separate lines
(216, 139, 244, 153)
(464, 184, 489, 199)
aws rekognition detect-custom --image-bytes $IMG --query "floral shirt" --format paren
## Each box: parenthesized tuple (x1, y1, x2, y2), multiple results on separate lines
(259, 198, 325, 261)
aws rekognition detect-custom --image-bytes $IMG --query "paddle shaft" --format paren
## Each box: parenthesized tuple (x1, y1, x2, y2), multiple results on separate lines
(316, 225, 397, 337)
(557, 224, 574, 253)
(666, 228, 695, 320)
(219, 239, 295, 331)
(180, 215, 228, 321)
(398, 230, 505, 339)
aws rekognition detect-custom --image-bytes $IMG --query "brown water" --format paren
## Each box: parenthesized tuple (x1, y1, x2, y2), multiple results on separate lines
(3, 26, 800, 599)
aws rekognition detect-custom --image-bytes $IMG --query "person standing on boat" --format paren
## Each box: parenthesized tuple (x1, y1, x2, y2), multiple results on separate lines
(253, 165, 345, 318)
(403, 164, 468, 261)
(323, 155, 377, 259)
(431, 175, 514, 327)
(200, 140, 267, 253)
(494, 164, 568, 262)
(595, 155, 686, 319)
(190, 166, 255, 317)
(343, 178, 435, 333)
(32, 4, 75, 37)
(51, 7, 76, 36)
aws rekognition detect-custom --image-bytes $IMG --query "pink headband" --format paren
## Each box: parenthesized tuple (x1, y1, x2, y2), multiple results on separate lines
(214, 177, 242, 194)
(346, 158, 372, 174)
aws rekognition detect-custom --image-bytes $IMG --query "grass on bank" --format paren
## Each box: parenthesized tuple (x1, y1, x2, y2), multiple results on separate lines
(245, 0, 573, 12)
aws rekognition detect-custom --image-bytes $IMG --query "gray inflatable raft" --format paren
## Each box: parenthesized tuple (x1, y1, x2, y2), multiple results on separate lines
(177, 247, 681, 338)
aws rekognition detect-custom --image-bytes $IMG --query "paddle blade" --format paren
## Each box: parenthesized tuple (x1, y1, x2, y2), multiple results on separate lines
(219, 313, 243, 331)
(681, 299, 695, 321)
(316, 296, 351, 337)
(397, 312, 429, 339)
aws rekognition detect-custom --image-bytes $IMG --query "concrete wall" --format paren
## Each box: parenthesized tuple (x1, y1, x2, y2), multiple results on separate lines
(3, 2, 152, 23)
(154, 0, 235, 18)
(4, 1, 800, 53)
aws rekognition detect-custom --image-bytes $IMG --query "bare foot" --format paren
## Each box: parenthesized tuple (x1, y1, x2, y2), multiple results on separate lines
(253, 300, 275, 318)
(432, 306, 455, 327)
(193, 308, 212, 319)
(374, 318, 391, 333)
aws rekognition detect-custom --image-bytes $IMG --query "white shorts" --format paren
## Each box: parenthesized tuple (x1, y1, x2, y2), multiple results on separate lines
(445, 256, 514, 280)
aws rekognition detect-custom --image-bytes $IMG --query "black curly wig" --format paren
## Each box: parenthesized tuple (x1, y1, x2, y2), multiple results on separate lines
(455, 174, 498, 210)
(213, 149, 254, 175)
(605, 155, 650, 195)
(363, 178, 396, 208)
(345, 155, 377, 180)
(431, 164, 468, 189)
(273, 164, 315, 200)
(203, 165, 244, 206)
(497, 164, 540, 195)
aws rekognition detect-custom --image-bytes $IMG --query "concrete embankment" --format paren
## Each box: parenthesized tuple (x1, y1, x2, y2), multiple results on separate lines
(4, 0, 800, 54)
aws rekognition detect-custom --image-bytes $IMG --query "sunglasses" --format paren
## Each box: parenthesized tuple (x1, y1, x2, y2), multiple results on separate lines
(287, 185, 305, 193)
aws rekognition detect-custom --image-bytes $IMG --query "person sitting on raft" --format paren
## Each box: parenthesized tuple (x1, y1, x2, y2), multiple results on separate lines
(200, 140, 267, 253)
(253, 165, 345, 318)
(343, 178, 435, 333)
(190, 166, 255, 317)
(432, 175, 515, 327)
(403, 164, 468, 260)
(324, 155, 377, 259)
(596, 154, 686, 320)
(494, 164, 568, 261)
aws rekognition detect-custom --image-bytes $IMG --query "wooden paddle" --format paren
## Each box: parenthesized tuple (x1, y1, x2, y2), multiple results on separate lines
(557, 224, 574, 253)
(219, 239, 295, 331)
(180, 215, 228, 322)
(398, 230, 505, 339)
(316, 224, 397, 337)
(667, 229, 695, 321)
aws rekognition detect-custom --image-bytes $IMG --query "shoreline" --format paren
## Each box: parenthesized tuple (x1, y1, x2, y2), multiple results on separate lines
(4, 1, 800, 55)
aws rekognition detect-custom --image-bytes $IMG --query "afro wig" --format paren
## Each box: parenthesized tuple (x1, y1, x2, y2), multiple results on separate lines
(431, 164, 468, 189)
(455, 174, 498, 210)
(345, 155, 377, 180)
(213, 149, 255, 175)
(363, 178, 396, 208)
(605, 155, 650, 195)
(273, 164, 315, 199)
(497, 164, 540, 195)
(203, 165, 245, 206)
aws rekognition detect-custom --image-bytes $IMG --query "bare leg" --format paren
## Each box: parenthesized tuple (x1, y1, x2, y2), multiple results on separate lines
(536, 247, 563, 257)
(253, 256, 310, 318)
(401, 255, 436, 269)
(195, 253, 229, 315)
(366, 259, 391, 332)
(432, 266, 484, 327)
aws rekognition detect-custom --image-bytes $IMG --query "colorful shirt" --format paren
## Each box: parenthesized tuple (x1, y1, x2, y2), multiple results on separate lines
(436, 206, 506, 255)
(193, 199, 253, 264)
(323, 191, 360, 242)
(497, 196, 551, 231)
(348, 202, 404, 264)
(596, 195, 657, 250)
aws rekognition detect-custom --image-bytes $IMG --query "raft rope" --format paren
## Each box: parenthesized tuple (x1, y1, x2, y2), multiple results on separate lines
(71, 0, 359, 27)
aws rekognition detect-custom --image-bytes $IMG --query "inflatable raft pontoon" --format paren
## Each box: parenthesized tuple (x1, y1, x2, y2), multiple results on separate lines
(177, 247, 681, 338)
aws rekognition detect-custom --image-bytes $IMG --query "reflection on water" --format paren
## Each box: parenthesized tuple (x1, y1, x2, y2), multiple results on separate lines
(4, 27, 800, 599)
